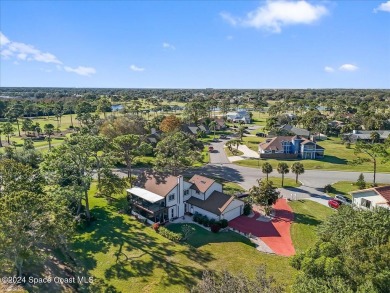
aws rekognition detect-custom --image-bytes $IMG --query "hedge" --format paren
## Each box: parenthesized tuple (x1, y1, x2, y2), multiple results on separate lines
(158, 227, 182, 242)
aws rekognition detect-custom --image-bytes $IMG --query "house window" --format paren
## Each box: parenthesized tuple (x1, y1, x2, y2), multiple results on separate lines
(195, 190, 200, 194)
(361, 198, 371, 209)
(171, 208, 174, 218)
(168, 194, 175, 201)
(184, 190, 189, 195)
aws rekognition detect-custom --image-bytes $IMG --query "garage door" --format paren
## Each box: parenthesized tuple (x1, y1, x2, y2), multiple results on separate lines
(222, 206, 242, 221)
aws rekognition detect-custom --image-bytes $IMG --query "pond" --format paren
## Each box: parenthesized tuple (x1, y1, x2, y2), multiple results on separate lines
(111, 104, 124, 111)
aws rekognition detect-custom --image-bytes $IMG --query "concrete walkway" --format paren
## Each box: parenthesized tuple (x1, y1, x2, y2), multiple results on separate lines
(227, 144, 259, 162)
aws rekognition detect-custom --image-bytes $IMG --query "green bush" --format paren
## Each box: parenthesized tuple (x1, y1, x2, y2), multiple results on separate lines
(209, 218, 216, 226)
(202, 215, 209, 227)
(219, 219, 228, 228)
(158, 227, 182, 242)
(193, 212, 201, 223)
(243, 203, 252, 216)
(210, 223, 221, 233)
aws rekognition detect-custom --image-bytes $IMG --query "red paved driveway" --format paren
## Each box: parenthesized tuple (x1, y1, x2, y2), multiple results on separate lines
(229, 199, 295, 256)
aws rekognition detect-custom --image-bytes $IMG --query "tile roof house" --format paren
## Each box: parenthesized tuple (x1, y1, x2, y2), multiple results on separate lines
(343, 130, 390, 143)
(259, 135, 325, 159)
(127, 173, 244, 224)
(351, 185, 390, 210)
(277, 124, 311, 138)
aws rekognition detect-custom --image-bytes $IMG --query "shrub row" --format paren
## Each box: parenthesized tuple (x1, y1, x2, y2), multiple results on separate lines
(158, 227, 182, 242)
(192, 212, 228, 232)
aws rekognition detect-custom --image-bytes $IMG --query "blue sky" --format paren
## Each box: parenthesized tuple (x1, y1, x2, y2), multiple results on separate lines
(1, 1, 389, 88)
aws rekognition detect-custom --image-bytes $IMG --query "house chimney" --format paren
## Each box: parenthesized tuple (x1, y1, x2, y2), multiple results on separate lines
(177, 176, 184, 217)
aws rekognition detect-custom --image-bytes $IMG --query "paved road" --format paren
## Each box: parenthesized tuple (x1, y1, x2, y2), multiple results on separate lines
(209, 139, 231, 164)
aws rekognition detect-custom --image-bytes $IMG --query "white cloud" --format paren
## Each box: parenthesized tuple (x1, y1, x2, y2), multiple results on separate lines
(0, 32, 10, 47)
(221, 0, 328, 33)
(7, 41, 62, 64)
(324, 66, 334, 73)
(1, 32, 96, 77)
(374, 1, 390, 12)
(0, 49, 13, 59)
(339, 64, 358, 71)
(130, 64, 145, 72)
(163, 42, 175, 50)
(64, 66, 96, 76)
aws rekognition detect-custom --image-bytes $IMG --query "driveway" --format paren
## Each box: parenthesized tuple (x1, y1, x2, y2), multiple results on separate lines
(208, 139, 231, 164)
(229, 199, 295, 256)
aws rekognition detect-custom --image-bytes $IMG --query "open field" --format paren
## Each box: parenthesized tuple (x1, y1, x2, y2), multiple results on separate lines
(67, 183, 296, 292)
(289, 200, 333, 253)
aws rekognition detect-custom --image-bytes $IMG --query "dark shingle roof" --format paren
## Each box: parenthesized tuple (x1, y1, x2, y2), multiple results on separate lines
(187, 191, 234, 215)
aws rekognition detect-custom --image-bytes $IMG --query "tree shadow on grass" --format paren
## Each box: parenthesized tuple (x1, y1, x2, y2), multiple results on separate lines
(72, 206, 211, 290)
(293, 211, 323, 227)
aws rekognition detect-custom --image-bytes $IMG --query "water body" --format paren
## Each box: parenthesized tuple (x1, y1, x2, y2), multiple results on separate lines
(111, 104, 124, 111)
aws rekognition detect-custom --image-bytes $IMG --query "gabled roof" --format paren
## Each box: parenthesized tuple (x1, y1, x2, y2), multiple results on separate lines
(374, 186, 390, 203)
(189, 174, 215, 193)
(186, 191, 235, 215)
(259, 136, 293, 151)
(135, 173, 179, 197)
(259, 135, 324, 151)
(280, 124, 310, 136)
(181, 124, 199, 135)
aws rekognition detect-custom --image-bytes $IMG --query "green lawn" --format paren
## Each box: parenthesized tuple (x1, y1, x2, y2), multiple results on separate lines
(241, 135, 265, 152)
(224, 147, 244, 157)
(288, 200, 333, 253)
(235, 137, 390, 172)
(326, 180, 387, 199)
(67, 184, 296, 292)
(267, 177, 301, 188)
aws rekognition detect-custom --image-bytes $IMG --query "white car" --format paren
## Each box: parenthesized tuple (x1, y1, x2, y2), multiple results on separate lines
(334, 195, 352, 205)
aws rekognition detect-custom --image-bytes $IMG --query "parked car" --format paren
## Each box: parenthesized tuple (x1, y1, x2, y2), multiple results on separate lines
(328, 199, 342, 209)
(334, 195, 352, 205)
(256, 132, 266, 137)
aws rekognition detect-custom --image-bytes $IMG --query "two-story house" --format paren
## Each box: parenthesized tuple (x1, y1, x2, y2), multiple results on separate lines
(127, 173, 244, 224)
(258, 135, 325, 159)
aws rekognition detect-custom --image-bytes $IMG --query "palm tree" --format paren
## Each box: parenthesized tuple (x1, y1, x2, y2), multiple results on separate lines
(44, 123, 55, 150)
(237, 125, 246, 141)
(277, 162, 289, 187)
(262, 162, 273, 181)
(291, 162, 305, 184)
(209, 121, 217, 139)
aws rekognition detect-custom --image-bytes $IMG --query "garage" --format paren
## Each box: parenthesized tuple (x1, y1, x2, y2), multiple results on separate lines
(186, 191, 244, 222)
(222, 205, 243, 221)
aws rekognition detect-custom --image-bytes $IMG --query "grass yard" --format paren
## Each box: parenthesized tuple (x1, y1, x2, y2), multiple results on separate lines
(326, 181, 387, 199)
(267, 177, 301, 188)
(67, 184, 296, 292)
(241, 135, 265, 152)
(224, 147, 244, 157)
(288, 200, 333, 253)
